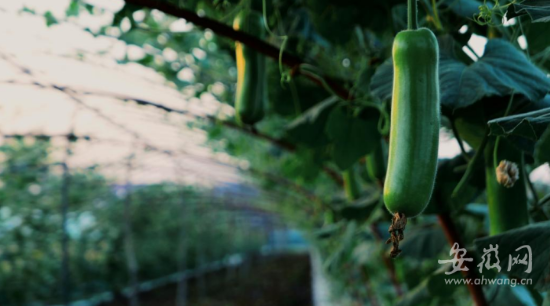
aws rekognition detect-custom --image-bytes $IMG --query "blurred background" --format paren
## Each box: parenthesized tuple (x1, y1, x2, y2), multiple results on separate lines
(1, 0, 549, 306)
(0, 1, 313, 305)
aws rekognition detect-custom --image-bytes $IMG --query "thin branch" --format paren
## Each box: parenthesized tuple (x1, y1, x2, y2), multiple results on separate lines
(451, 130, 489, 199)
(3, 132, 326, 211)
(123, 156, 140, 306)
(246, 167, 323, 206)
(437, 213, 488, 306)
(450, 117, 471, 162)
(5, 80, 343, 185)
(540, 194, 550, 207)
(532, 193, 550, 219)
(523, 166, 545, 222)
(369, 224, 403, 298)
(7, 80, 297, 153)
(524, 168, 538, 205)
(122, 0, 351, 100)
(464, 44, 480, 60)
(60, 139, 71, 306)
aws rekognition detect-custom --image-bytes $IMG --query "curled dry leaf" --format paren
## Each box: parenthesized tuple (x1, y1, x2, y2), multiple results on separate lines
(386, 212, 407, 258)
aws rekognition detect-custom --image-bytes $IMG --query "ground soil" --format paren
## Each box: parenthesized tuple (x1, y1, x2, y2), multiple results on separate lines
(103, 253, 312, 306)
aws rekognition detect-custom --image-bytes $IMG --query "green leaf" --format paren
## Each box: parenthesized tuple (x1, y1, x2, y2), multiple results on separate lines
(396, 279, 432, 306)
(323, 221, 357, 271)
(370, 39, 550, 111)
(304, 0, 392, 43)
(43, 11, 58, 27)
(21, 7, 36, 14)
(507, 0, 550, 23)
(370, 60, 393, 102)
(535, 127, 550, 165)
(113, 3, 141, 27)
(399, 226, 447, 260)
(442, 0, 488, 18)
(285, 96, 339, 147)
(391, 4, 408, 32)
(84, 4, 94, 14)
(524, 21, 550, 55)
(325, 105, 380, 170)
(484, 280, 536, 306)
(66, 0, 80, 17)
(474, 221, 550, 291)
(397, 265, 461, 306)
(314, 222, 344, 239)
(331, 194, 381, 222)
(426, 154, 485, 214)
(488, 107, 550, 140)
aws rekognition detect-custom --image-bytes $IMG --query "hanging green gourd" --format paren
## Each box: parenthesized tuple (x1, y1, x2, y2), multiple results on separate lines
(383, 0, 440, 258)
(233, 10, 268, 126)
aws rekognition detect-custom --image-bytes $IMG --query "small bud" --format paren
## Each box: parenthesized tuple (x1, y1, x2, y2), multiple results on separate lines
(496, 160, 519, 188)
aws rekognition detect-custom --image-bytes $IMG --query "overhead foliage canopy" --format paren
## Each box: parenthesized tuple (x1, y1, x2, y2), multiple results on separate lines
(8, 0, 550, 304)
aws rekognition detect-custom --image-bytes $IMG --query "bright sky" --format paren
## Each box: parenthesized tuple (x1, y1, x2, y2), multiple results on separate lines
(0, 0, 242, 186)
(0, 0, 548, 185)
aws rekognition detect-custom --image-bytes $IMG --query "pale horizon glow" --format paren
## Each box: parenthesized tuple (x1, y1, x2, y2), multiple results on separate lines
(0, 1, 241, 186)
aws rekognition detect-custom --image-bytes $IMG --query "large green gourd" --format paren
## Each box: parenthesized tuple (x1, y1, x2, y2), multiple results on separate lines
(233, 11, 267, 125)
(383, 28, 440, 218)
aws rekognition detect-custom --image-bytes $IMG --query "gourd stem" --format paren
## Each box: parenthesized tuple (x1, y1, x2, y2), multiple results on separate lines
(493, 92, 516, 168)
(408, 0, 418, 30)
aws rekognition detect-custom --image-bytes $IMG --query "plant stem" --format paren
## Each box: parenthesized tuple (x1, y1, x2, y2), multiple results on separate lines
(451, 130, 489, 199)
(437, 213, 488, 306)
(342, 168, 361, 201)
(60, 142, 71, 306)
(123, 0, 352, 100)
(541, 194, 550, 206)
(465, 44, 480, 60)
(369, 224, 403, 297)
(431, 0, 443, 31)
(450, 118, 470, 162)
(408, 0, 418, 30)
(524, 165, 539, 205)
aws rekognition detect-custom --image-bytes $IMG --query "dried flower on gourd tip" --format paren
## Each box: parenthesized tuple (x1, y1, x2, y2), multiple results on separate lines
(496, 160, 519, 188)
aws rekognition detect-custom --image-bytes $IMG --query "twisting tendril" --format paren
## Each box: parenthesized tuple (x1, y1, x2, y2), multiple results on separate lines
(262, 0, 291, 86)
(473, 0, 517, 26)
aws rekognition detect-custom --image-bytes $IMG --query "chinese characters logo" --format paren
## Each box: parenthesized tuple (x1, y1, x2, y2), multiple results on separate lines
(438, 243, 532, 275)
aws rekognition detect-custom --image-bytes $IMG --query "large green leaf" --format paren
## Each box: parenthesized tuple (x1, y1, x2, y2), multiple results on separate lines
(396, 265, 461, 306)
(304, 0, 396, 43)
(442, 0, 487, 18)
(370, 59, 393, 102)
(370, 39, 550, 111)
(507, 0, 550, 23)
(426, 154, 485, 214)
(323, 221, 357, 271)
(285, 96, 339, 147)
(325, 105, 380, 170)
(484, 95, 550, 157)
(488, 107, 550, 140)
(474, 221, 550, 291)
(535, 127, 550, 165)
(484, 281, 536, 306)
(330, 193, 381, 222)
(524, 21, 550, 56)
